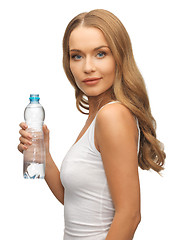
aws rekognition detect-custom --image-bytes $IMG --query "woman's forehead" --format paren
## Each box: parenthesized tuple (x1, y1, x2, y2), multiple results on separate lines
(69, 26, 108, 50)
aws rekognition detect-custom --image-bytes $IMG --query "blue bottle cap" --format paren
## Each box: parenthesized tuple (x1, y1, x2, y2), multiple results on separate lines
(29, 94, 40, 102)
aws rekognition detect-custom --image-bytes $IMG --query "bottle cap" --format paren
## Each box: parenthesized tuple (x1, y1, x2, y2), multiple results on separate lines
(29, 94, 40, 102)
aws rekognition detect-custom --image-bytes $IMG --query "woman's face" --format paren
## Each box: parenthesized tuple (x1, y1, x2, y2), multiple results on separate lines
(69, 26, 116, 97)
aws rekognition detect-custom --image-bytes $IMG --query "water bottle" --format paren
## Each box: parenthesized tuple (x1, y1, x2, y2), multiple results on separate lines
(23, 94, 46, 179)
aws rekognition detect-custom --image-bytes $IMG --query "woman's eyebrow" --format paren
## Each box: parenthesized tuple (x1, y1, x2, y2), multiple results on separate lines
(69, 45, 110, 52)
(94, 45, 110, 50)
(69, 49, 81, 52)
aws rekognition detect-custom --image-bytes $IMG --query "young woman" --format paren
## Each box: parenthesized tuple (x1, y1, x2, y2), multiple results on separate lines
(18, 9, 166, 240)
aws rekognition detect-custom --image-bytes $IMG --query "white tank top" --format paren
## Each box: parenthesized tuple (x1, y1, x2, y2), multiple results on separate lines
(60, 101, 140, 240)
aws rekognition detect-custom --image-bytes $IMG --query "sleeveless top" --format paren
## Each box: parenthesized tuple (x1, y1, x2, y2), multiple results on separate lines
(60, 101, 140, 240)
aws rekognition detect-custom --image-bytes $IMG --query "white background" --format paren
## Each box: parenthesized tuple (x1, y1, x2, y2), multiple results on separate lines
(0, 0, 169, 239)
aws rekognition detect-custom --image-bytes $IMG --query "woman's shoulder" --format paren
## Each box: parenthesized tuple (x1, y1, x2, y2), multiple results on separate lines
(96, 101, 138, 137)
(97, 101, 132, 122)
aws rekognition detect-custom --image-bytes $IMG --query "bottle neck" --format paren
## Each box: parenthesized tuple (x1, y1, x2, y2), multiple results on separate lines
(29, 100, 40, 104)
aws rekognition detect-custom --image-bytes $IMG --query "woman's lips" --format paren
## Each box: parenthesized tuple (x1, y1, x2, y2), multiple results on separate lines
(82, 77, 101, 85)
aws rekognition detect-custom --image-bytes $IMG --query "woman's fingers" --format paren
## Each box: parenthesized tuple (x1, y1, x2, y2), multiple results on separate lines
(18, 143, 28, 153)
(19, 122, 28, 130)
(19, 129, 32, 140)
(19, 122, 32, 141)
(19, 136, 32, 146)
(18, 123, 50, 154)
(18, 122, 31, 154)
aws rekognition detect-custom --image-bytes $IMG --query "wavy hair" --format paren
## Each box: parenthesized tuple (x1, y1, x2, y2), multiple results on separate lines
(62, 9, 166, 173)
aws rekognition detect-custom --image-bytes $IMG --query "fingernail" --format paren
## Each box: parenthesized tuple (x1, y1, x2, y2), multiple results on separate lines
(28, 134, 32, 139)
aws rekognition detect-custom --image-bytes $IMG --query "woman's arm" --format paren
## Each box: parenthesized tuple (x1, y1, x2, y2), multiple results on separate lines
(45, 151, 64, 205)
(95, 103, 141, 240)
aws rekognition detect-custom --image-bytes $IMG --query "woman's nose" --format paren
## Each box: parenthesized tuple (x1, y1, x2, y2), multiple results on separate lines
(83, 57, 96, 73)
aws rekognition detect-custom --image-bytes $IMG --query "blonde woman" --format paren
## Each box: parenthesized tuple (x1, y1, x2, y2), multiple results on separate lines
(18, 9, 165, 240)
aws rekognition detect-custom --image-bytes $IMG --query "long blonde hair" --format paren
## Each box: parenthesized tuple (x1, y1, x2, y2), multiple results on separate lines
(62, 9, 166, 173)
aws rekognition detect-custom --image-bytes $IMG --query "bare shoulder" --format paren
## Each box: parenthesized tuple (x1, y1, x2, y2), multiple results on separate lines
(95, 102, 138, 150)
(96, 102, 137, 131)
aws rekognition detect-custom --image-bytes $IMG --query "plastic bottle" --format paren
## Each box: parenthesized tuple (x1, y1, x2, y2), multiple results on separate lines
(23, 94, 46, 179)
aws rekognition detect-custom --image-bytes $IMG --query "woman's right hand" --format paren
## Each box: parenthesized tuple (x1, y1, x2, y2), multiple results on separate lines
(18, 122, 50, 154)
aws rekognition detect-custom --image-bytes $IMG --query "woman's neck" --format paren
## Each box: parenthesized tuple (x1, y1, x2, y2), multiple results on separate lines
(87, 88, 116, 119)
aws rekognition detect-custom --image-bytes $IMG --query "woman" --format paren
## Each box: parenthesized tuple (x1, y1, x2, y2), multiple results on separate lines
(18, 9, 166, 240)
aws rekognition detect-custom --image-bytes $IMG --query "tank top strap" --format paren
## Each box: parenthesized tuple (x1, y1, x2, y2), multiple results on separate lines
(135, 117, 140, 154)
(97, 100, 120, 116)
(88, 101, 120, 155)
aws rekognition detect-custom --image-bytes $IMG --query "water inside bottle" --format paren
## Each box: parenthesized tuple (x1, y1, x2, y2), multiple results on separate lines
(23, 130, 45, 179)
(23, 161, 45, 179)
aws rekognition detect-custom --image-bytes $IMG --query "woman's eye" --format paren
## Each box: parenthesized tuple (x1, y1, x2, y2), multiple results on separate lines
(97, 52, 106, 58)
(71, 55, 82, 60)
